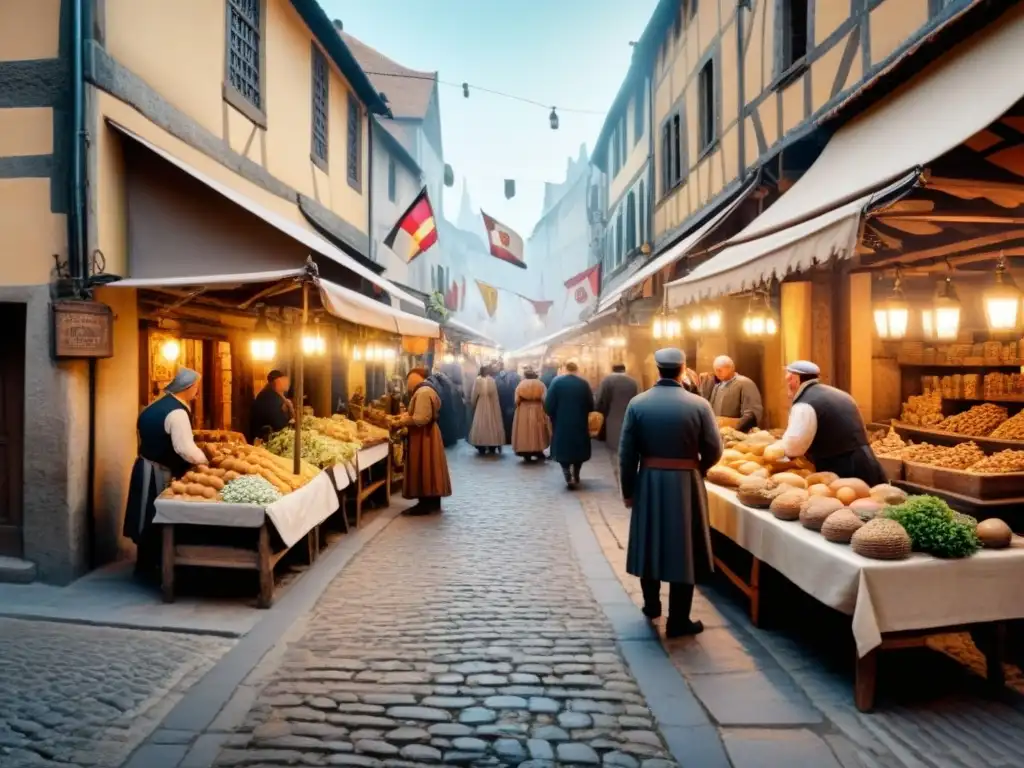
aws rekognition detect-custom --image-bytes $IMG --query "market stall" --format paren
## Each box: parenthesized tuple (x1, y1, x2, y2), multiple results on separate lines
(111, 263, 439, 603)
(703, 427, 1024, 711)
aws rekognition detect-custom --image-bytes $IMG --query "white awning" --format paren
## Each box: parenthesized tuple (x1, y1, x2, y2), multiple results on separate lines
(318, 281, 439, 338)
(597, 176, 757, 313)
(109, 268, 306, 289)
(108, 121, 423, 309)
(667, 8, 1024, 306)
(109, 270, 440, 338)
(444, 318, 500, 347)
(508, 323, 587, 359)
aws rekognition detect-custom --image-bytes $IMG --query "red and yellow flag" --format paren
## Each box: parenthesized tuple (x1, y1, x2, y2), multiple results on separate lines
(383, 187, 438, 263)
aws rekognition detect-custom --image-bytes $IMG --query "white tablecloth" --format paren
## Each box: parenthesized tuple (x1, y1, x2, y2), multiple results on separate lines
(153, 470, 340, 549)
(357, 442, 389, 470)
(705, 484, 1024, 657)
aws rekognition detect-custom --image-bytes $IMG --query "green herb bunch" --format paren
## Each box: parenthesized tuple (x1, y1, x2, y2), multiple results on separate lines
(882, 495, 979, 559)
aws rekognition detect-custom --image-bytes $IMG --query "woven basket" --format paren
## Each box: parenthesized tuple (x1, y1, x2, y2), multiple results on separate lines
(799, 496, 844, 530)
(851, 518, 912, 560)
(821, 509, 864, 544)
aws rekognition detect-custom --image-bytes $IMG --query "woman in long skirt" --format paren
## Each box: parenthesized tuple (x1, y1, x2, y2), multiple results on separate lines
(512, 368, 550, 461)
(469, 365, 505, 454)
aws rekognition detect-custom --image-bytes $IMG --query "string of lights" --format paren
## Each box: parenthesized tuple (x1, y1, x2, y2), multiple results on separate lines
(361, 69, 608, 129)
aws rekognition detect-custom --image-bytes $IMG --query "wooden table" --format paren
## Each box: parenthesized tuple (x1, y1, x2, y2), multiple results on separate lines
(705, 483, 1024, 711)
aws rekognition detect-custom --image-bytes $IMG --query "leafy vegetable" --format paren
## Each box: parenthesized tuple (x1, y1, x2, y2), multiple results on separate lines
(265, 427, 359, 469)
(221, 475, 282, 505)
(882, 495, 979, 559)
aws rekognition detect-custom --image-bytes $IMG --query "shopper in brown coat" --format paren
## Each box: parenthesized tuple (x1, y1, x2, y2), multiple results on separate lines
(512, 368, 551, 461)
(401, 368, 452, 515)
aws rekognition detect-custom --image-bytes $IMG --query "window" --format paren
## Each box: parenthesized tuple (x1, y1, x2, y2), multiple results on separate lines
(633, 81, 645, 146)
(347, 93, 362, 189)
(638, 179, 646, 246)
(698, 59, 716, 153)
(619, 117, 628, 168)
(226, 0, 263, 116)
(688, 0, 698, 21)
(626, 192, 637, 253)
(612, 129, 620, 175)
(387, 158, 397, 203)
(311, 45, 328, 167)
(673, 2, 683, 38)
(615, 210, 624, 267)
(661, 122, 672, 195)
(672, 113, 682, 181)
(779, 0, 809, 72)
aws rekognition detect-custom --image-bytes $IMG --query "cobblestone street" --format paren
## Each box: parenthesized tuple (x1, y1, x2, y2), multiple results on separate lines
(0, 619, 231, 768)
(208, 445, 684, 768)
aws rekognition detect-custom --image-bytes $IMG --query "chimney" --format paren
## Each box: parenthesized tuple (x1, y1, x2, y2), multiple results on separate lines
(332, 19, 343, 33)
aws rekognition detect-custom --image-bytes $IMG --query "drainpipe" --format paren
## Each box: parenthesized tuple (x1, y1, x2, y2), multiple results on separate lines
(72, 0, 98, 569)
(736, 0, 748, 179)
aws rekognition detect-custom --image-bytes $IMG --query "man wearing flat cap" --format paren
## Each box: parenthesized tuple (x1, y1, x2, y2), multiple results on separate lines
(619, 347, 723, 637)
(771, 360, 886, 485)
(124, 367, 209, 578)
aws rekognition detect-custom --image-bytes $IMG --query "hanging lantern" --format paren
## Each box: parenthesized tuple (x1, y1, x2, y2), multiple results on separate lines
(549, 107, 559, 130)
(383, 347, 397, 361)
(932, 274, 961, 341)
(983, 253, 1021, 332)
(873, 272, 910, 340)
(250, 305, 277, 362)
(159, 338, 181, 363)
(302, 318, 326, 356)
(462, 82, 469, 98)
(703, 307, 723, 333)
(652, 309, 682, 340)
(741, 289, 778, 339)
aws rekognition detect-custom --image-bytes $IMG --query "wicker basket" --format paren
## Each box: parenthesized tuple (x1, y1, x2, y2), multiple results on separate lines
(821, 509, 864, 544)
(851, 518, 912, 560)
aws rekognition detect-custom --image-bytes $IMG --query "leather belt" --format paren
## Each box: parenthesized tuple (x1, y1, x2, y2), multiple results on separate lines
(641, 457, 699, 471)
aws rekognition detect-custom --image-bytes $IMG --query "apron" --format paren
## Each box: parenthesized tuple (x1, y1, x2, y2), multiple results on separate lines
(122, 456, 172, 544)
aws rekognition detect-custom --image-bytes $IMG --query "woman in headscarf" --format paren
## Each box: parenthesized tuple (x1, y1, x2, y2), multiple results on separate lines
(400, 368, 452, 515)
(512, 367, 551, 462)
(124, 367, 208, 579)
(468, 365, 505, 454)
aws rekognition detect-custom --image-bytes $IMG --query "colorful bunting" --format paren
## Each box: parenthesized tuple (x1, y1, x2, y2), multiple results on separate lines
(383, 187, 437, 263)
(476, 280, 499, 318)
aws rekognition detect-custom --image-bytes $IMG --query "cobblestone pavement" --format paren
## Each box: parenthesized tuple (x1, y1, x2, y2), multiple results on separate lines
(211, 445, 681, 768)
(583, 447, 1024, 768)
(0, 618, 231, 768)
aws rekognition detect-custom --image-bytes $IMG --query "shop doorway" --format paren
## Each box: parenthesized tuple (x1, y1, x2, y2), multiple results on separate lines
(0, 303, 25, 557)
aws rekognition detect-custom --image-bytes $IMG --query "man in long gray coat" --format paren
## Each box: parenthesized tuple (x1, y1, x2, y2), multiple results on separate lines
(620, 348, 722, 637)
(595, 363, 639, 453)
(708, 355, 763, 432)
(546, 361, 594, 489)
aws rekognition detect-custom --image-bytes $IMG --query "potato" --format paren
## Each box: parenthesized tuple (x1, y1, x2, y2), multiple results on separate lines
(186, 483, 208, 497)
(808, 483, 833, 497)
(200, 486, 216, 499)
(223, 470, 240, 482)
(170, 481, 187, 494)
(829, 477, 871, 499)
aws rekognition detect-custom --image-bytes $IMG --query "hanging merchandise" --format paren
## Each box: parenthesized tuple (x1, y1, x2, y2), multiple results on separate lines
(564, 265, 601, 319)
(481, 211, 526, 269)
(476, 280, 500, 318)
(383, 186, 438, 263)
(504, 179, 516, 200)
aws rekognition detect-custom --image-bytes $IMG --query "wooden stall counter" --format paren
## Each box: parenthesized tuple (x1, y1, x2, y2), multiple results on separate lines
(704, 483, 1024, 711)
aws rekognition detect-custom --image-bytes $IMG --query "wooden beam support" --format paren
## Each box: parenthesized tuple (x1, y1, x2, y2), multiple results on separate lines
(867, 230, 1024, 267)
(878, 214, 1024, 224)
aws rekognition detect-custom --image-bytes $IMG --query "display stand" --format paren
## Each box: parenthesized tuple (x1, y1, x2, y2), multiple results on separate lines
(155, 469, 340, 608)
(704, 483, 1024, 711)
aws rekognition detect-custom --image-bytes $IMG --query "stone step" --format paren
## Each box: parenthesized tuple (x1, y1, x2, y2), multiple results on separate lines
(0, 556, 37, 584)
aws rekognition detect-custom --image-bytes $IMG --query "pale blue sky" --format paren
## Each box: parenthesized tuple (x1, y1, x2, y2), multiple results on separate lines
(320, 0, 657, 237)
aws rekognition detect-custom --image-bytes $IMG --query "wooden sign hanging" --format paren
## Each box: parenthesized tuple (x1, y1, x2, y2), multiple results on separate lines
(51, 300, 114, 359)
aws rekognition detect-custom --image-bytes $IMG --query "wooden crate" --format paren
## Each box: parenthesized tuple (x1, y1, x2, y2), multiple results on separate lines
(904, 461, 1024, 500)
(877, 455, 903, 482)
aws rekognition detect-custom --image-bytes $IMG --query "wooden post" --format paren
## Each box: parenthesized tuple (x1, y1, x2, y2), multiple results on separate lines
(161, 525, 175, 603)
(293, 281, 308, 477)
(257, 524, 273, 609)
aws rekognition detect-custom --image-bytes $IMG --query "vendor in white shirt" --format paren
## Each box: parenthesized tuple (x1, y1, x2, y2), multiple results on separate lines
(124, 367, 209, 578)
(771, 360, 886, 486)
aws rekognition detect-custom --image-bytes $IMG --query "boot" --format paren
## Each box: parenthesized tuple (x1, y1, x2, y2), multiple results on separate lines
(571, 464, 581, 487)
(562, 465, 573, 489)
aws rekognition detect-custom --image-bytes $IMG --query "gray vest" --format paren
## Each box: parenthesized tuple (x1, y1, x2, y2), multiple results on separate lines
(793, 381, 868, 464)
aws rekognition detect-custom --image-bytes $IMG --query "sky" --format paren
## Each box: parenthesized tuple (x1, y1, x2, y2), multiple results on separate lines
(319, 0, 658, 238)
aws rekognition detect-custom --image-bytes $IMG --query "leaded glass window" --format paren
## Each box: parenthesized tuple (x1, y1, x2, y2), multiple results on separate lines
(227, 0, 262, 111)
(347, 94, 361, 187)
(311, 45, 329, 164)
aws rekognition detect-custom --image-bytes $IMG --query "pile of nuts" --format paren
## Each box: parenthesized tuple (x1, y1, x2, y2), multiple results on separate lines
(900, 442, 948, 464)
(936, 403, 1008, 437)
(989, 411, 1024, 440)
(900, 392, 943, 427)
(871, 429, 907, 457)
(930, 441, 986, 470)
(969, 449, 1024, 474)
